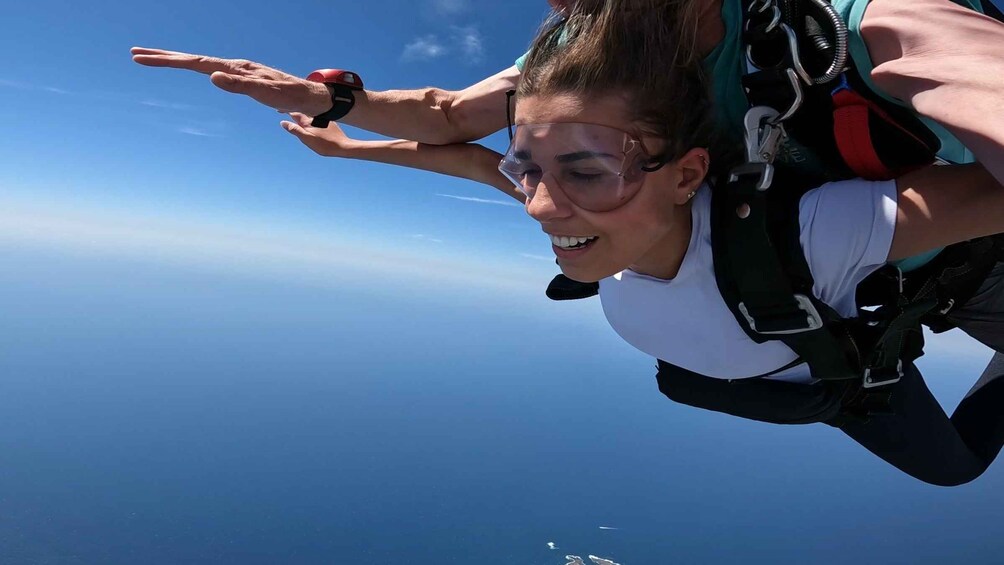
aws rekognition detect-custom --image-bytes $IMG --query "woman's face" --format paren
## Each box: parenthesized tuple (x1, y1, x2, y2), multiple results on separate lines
(513, 93, 704, 282)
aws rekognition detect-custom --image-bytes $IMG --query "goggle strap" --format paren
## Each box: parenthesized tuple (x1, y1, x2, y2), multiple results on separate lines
(505, 89, 516, 142)
(640, 158, 670, 173)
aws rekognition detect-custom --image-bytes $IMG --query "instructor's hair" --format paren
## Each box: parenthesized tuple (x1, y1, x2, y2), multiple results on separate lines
(517, 0, 733, 175)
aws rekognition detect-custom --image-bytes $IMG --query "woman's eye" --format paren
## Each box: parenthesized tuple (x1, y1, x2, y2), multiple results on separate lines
(566, 170, 606, 183)
(519, 168, 542, 181)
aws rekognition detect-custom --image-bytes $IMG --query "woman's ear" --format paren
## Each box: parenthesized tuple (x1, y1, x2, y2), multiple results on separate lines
(670, 147, 710, 205)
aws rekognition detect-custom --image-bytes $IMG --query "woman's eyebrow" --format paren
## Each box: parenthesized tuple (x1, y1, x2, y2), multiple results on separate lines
(556, 151, 616, 163)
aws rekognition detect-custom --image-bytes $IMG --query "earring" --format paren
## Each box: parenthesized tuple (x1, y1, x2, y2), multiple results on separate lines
(687, 190, 697, 201)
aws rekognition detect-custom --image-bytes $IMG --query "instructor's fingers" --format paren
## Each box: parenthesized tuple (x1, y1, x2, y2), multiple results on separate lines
(209, 72, 279, 96)
(130, 47, 186, 56)
(210, 71, 252, 92)
(211, 73, 300, 112)
(133, 52, 260, 77)
(133, 53, 229, 74)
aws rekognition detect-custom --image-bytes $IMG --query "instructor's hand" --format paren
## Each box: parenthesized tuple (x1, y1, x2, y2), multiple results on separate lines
(281, 112, 356, 157)
(130, 47, 333, 116)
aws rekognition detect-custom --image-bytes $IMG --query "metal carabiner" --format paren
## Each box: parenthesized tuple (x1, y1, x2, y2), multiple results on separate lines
(743, 106, 786, 165)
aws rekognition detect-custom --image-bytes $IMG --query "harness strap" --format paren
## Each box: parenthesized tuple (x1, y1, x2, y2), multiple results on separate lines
(921, 236, 1004, 332)
(863, 296, 933, 387)
(655, 359, 892, 426)
(713, 168, 861, 381)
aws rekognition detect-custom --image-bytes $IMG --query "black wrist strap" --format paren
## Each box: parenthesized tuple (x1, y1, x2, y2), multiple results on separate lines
(311, 84, 357, 128)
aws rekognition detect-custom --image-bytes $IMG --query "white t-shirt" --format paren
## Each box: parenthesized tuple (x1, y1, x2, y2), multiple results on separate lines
(599, 179, 899, 382)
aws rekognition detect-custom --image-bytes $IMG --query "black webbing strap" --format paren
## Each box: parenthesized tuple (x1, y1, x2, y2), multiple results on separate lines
(654, 359, 881, 425)
(862, 294, 933, 387)
(919, 235, 1004, 332)
(712, 170, 860, 381)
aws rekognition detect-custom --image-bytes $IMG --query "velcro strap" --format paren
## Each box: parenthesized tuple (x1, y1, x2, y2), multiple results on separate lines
(311, 84, 357, 128)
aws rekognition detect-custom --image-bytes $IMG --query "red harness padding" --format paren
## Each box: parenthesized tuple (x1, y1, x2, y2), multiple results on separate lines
(832, 84, 935, 181)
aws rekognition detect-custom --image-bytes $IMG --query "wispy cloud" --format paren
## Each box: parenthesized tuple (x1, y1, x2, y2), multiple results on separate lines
(1, 78, 71, 94)
(142, 99, 195, 111)
(411, 233, 444, 244)
(3, 78, 197, 113)
(0, 78, 30, 89)
(402, 35, 448, 61)
(430, 0, 469, 16)
(520, 253, 554, 262)
(451, 25, 484, 64)
(177, 126, 222, 138)
(436, 193, 523, 207)
(405, 3, 485, 64)
(0, 196, 548, 296)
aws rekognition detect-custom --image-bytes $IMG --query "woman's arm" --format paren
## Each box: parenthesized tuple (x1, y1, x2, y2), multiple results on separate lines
(889, 163, 1004, 261)
(281, 113, 524, 203)
(861, 0, 1004, 183)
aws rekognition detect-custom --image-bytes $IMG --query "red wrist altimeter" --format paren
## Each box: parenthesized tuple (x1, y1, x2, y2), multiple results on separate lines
(306, 69, 364, 128)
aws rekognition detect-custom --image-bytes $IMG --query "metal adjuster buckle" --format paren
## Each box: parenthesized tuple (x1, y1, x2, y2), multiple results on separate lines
(728, 162, 774, 191)
(863, 360, 903, 389)
(738, 294, 824, 335)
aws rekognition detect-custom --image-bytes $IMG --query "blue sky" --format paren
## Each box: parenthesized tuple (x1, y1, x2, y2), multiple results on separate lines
(0, 0, 558, 288)
(3, 4, 1004, 560)
(1, 0, 1002, 323)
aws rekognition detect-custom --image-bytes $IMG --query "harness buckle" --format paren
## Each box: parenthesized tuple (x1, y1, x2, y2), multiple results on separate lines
(863, 360, 904, 388)
(728, 162, 775, 191)
(738, 294, 825, 335)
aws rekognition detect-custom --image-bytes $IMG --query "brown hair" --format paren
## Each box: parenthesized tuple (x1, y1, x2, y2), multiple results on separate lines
(517, 0, 733, 175)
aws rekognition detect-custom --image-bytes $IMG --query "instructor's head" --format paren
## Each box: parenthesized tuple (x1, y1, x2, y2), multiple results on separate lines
(502, 0, 726, 282)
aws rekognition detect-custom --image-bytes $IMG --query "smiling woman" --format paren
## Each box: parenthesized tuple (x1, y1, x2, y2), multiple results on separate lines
(504, 94, 709, 283)
(129, 0, 1004, 486)
(249, 2, 1004, 485)
(502, 0, 1004, 485)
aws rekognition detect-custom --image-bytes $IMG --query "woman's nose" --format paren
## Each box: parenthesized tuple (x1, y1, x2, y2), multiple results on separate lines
(525, 173, 572, 222)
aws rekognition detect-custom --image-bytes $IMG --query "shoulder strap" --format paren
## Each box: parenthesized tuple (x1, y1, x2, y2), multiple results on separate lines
(728, 0, 939, 387)
(711, 164, 864, 381)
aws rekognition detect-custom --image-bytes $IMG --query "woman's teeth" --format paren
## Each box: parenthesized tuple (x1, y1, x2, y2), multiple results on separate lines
(550, 235, 598, 249)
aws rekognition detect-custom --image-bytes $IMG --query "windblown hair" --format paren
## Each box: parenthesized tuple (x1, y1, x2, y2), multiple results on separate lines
(517, 0, 734, 175)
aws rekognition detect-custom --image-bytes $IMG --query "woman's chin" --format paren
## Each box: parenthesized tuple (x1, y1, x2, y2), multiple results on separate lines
(557, 261, 616, 284)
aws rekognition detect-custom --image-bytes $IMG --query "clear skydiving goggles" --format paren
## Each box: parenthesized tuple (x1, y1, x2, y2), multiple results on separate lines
(498, 121, 670, 213)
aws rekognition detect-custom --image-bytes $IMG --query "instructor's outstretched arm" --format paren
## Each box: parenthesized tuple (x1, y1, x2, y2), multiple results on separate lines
(130, 47, 518, 146)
